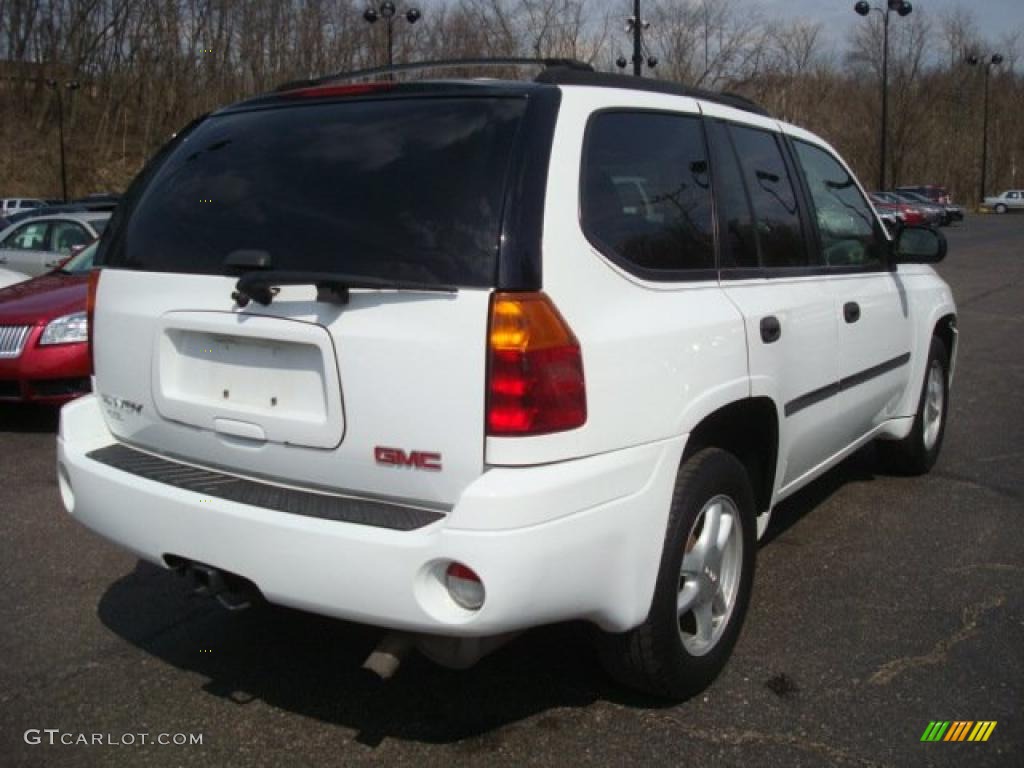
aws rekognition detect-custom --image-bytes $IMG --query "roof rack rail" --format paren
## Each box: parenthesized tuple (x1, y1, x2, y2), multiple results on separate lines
(276, 57, 593, 92)
(533, 68, 772, 117)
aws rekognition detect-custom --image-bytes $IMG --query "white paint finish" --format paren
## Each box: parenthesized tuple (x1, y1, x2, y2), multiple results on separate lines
(487, 87, 749, 466)
(153, 311, 344, 449)
(95, 270, 490, 506)
(722, 275, 840, 488)
(829, 271, 913, 439)
(60, 396, 684, 635)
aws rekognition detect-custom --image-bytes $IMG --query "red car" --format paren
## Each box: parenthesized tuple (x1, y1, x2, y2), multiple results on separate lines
(0, 241, 95, 404)
(870, 194, 926, 226)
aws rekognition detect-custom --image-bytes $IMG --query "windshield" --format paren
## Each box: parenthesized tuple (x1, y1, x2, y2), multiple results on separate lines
(61, 240, 98, 274)
(100, 97, 527, 288)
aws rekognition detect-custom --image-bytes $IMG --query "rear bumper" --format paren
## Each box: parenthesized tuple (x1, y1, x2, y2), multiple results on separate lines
(58, 395, 685, 636)
(0, 328, 90, 404)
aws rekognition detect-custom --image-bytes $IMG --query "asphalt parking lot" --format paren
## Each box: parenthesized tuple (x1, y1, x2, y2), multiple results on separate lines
(1, 214, 1021, 767)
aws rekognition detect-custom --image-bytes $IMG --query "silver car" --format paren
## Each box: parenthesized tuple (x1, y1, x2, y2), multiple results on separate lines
(984, 190, 1024, 214)
(0, 212, 110, 277)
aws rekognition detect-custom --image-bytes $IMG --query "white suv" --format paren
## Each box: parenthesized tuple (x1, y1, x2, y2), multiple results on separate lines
(57, 64, 957, 699)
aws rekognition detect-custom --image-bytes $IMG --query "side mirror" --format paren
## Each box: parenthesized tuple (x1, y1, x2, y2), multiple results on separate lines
(894, 225, 946, 264)
(69, 244, 86, 257)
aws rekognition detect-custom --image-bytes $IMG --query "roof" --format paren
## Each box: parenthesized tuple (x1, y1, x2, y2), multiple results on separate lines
(226, 59, 772, 118)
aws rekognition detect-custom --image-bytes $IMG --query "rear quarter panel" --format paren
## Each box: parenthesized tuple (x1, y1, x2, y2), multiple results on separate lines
(485, 87, 751, 467)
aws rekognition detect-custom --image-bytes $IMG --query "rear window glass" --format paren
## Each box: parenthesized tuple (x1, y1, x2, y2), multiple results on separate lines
(101, 98, 527, 287)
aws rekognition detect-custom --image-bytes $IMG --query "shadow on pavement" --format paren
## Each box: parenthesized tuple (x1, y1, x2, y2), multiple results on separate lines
(760, 443, 879, 546)
(0, 403, 60, 434)
(96, 444, 885, 746)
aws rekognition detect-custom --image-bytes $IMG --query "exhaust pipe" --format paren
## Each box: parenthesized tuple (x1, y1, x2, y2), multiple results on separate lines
(362, 633, 413, 680)
(182, 562, 255, 611)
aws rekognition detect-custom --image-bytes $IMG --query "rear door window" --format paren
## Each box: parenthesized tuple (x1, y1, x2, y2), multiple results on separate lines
(727, 125, 811, 269)
(581, 111, 715, 278)
(101, 98, 527, 287)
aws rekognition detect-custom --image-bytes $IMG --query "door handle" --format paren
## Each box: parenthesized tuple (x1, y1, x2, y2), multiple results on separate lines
(844, 301, 861, 323)
(760, 315, 782, 344)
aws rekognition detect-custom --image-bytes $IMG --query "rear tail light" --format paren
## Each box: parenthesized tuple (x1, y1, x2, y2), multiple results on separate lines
(86, 268, 101, 375)
(486, 292, 586, 436)
(444, 563, 485, 611)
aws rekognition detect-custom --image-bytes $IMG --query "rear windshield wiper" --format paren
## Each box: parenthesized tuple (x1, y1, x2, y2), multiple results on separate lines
(231, 270, 458, 307)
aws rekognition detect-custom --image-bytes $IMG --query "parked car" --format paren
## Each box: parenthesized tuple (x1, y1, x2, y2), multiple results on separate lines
(0, 239, 95, 404)
(887, 191, 949, 226)
(57, 65, 956, 700)
(895, 185, 951, 205)
(0, 267, 30, 289)
(0, 198, 45, 217)
(896, 190, 963, 224)
(0, 212, 110, 277)
(874, 192, 938, 226)
(1, 204, 92, 228)
(983, 190, 1024, 214)
(870, 193, 925, 226)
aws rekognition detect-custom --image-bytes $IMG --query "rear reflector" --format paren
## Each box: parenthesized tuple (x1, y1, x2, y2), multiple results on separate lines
(444, 563, 485, 611)
(487, 292, 586, 436)
(86, 268, 101, 375)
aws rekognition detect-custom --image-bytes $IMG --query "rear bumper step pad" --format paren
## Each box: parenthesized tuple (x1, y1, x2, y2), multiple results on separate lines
(86, 443, 444, 531)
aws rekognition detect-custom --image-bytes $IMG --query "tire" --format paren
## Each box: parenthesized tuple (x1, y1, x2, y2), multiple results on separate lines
(877, 336, 950, 475)
(598, 447, 757, 700)
(995, 204, 1007, 214)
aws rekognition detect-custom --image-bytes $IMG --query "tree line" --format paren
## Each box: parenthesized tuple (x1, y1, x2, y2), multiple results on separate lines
(1, 0, 1021, 204)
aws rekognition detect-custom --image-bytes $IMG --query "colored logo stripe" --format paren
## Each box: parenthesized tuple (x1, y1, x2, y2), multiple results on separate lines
(969, 722, 997, 742)
(921, 721, 996, 742)
(944, 721, 972, 741)
(921, 722, 950, 742)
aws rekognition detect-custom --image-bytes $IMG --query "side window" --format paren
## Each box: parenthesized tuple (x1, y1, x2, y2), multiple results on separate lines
(582, 111, 715, 276)
(793, 141, 884, 268)
(51, 221, 91, 254)
(728, 125, 810, 269)
(3, 221, 49, 250)
(708, 121, 759, 269)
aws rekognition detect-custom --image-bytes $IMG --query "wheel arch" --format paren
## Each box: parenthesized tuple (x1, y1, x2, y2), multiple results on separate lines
(682, 397, 779, 524)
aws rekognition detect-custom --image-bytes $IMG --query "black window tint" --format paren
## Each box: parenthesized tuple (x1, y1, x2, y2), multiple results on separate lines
(794, 141, 883, 268)
(728, 125, 808, 268)
(709, 121, 758, 269)
(102, 98, 526, 287)
(582, 112, 714, 274)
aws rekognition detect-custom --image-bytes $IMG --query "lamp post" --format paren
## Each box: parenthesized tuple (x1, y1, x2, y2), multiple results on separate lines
(363, 2, 421, 69)
(967, 52, 1004, 204)
(46, 79, 80, 202)
(615, 0, 656, 76)
(854, 0, 913, 191)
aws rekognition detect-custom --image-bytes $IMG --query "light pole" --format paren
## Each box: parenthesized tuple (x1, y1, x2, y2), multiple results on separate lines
(46, 79, 80, 202)
(363, 2, 421, 69)
(967, 52, 1004, 204)
(615, 0, 656, 76)
(854, 0, 912, 191)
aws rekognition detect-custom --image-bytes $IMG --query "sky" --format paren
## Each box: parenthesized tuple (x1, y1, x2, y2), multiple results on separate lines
(751, 0, 1024, 50)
